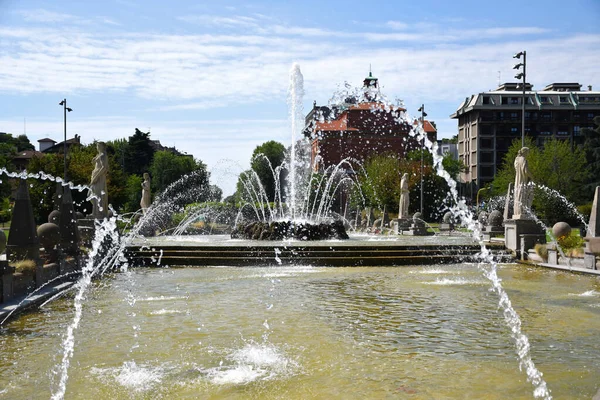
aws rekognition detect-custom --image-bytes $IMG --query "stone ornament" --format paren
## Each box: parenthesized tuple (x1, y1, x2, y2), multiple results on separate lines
(140, 172, 151, 214)
(89, 141, 109, 219)
(398, 173, 409, 219)
(513, 147, 533, 219)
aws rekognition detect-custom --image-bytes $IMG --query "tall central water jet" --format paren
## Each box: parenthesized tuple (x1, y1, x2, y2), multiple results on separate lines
(288, 63, 304, 220)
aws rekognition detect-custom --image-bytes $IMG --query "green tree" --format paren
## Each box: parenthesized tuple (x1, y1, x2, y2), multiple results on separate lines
(249, 141, 286, 202)
(124, 129, 155, 176)
(583, 116, 600, 196)
(489, 137, 589, 225)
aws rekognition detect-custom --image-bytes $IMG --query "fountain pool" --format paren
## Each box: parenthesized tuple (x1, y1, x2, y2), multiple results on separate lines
(1, 263, 599, 399)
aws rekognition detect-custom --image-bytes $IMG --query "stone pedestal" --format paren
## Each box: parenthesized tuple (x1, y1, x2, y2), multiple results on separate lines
(439, 222, 454, 233)
(78, 218, 96, 247)
(404, 221, 434, 236)
(0, 259, 14, 302)
(391, 218, 411, 234)
(584, 237, 600, 270)
(504, 218, 546, 259)
(483, 225, 504, 241)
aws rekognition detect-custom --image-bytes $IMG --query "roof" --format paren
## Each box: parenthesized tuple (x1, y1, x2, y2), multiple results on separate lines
(347, 102, 406, 112)
(13, 150, 43, 160)
(37, 138, 56, 143)
(412, 119, 437, 133)
(315, 114, 358, 132)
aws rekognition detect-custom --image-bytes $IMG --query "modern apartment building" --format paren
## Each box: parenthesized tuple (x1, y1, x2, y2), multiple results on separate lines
(451, 82, 600, 193)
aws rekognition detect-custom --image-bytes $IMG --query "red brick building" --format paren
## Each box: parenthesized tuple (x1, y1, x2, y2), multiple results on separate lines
(303, 73, 437, 171)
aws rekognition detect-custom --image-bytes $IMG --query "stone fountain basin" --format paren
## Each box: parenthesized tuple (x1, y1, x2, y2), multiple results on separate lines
(585, 237, 600, 254)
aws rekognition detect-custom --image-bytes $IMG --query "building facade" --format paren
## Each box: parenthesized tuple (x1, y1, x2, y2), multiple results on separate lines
(451, 82, 600, 192)
(304, 73, 437, 171)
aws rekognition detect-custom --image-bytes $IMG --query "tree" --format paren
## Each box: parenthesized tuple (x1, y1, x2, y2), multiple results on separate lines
(583, 116, 600, 197)
(249, 141, 286, 202)
(208, 185, 223, 202)
(150, 150, 208, 196)
(124, 129, 155, 176)
(489, 137, 589, 225)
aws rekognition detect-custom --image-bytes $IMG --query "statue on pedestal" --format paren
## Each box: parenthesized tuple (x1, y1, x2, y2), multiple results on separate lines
(140, 172, 151, 214)
(89, 141, 109, 219)
(513, 147, 533, 219)
(399, 173, 410, 219)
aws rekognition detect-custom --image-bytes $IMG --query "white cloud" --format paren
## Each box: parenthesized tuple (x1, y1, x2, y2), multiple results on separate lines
(15, 9, 80, 23)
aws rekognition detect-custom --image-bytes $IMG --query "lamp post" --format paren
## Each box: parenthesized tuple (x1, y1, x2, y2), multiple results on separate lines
(58, 99, 73, 181)
(417, 104, 427, 215)
(513, 51, 526, 147)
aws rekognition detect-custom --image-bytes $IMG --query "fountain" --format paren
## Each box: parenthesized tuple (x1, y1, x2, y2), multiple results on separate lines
(3, 65, 600, 399)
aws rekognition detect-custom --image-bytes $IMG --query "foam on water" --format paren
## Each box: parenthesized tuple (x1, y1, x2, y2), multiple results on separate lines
(569, 290, 600, 297)
(150, 309, 183, 315)
(424, 277, 486, 286)
(138, 296, 189, 302)
(203, 342, 298, 386)
(92, 361, 166, 392)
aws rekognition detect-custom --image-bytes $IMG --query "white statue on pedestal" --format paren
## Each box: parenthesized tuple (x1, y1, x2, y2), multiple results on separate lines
(140, 172, 151, 214)
(513, 147, 533, 219)
(89, 141, 109, 219)
(399, 173, 410, 219)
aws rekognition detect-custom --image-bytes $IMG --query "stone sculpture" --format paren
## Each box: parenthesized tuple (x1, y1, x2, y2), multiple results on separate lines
(398, 173, 409, 219)
(89, 141, 109, 219)
(513, 147, 533, 219)
(140, 172, 151, 214)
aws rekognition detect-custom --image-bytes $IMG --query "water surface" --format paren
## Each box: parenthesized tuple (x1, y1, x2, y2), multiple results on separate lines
(1, 264, 599, 399)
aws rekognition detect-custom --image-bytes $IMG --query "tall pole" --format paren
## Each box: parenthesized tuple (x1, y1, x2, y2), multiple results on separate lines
(420, 104, 425, 215)
(63, 98, 67, 181)
(521, 51, 526, 147)
(513, 51, 527, 147)
(59, 99, 72, 181)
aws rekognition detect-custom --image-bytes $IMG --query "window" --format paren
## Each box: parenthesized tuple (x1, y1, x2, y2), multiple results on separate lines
(574, 126, 581, 136)
(482, 96, 491, 105)
(480, 138, 493, 148)
(557, 126, 569, 136)
(541, 112, 551, 121)
(481, 125, 492, 135)
(560, 96, 569, 103)
(497, 112, 505, 120)
(510, 97, 519, 105)
(480, 152, 493, 163)
(588, 113, 595, 120)
(481, 166, 494, 177)
(501, 97, 508, 105)
(510, 112, 518, 120)
(539, 126, 551, 135)
(510, 126, 520, 134)
(540, 96, 551, 104)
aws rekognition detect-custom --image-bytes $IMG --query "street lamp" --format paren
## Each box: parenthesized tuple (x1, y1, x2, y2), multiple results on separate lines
(59, 99, 73, 181)
(417, 104, 427, 215)
(513, 51, 526, 147)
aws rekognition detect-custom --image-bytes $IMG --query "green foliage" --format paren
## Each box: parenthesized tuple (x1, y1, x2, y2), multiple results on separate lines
(124, 129, 155, 176)
(557, 231, 585, 254)
(441, 154, 465, 180)
(489, 137, 589, 225)
(357, 150, 453, 220)
(150, 151, 205, 194)
(249, 141, 286, 202)
(123, 174, 143, 213)
(583, 116, 600, 196)
(0, 133, 34, 152)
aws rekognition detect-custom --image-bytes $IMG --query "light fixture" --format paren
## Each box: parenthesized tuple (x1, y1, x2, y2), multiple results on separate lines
(513, 63, 524, 70)
(515, 73, 524, 79)
(513, 51, 524, 59)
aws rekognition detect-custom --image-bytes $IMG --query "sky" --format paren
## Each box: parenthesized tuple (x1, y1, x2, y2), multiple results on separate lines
(0, 0, 599, 195)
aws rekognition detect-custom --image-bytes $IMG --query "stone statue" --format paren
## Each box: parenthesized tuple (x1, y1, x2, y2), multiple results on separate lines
(89, 141, 109, 219)
(513, 147, 533, 219)
(140, 172, 151, 214)
(399, 173, 410, 219)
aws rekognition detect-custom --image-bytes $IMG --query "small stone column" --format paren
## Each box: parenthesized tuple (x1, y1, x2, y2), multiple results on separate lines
(584, 186, 600, 269)
(7, 180, 40, 263)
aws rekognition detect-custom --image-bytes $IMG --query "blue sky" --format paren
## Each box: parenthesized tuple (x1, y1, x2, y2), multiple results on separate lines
(1, 0, 599, 195)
